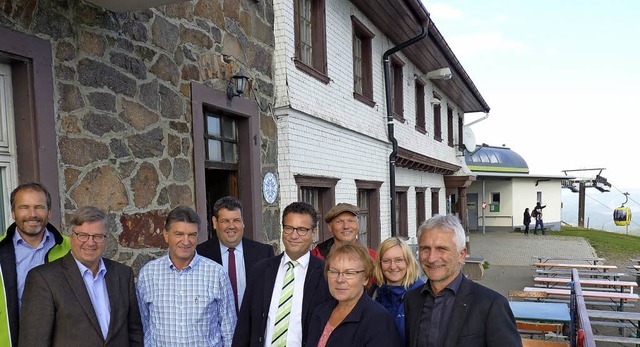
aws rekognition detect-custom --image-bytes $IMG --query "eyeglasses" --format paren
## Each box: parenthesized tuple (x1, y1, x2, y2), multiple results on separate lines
(283, 225, 312, 236)
(73, 231, 107, 243)
(327, 269, 365, 279)
(381, 258, 406, 266)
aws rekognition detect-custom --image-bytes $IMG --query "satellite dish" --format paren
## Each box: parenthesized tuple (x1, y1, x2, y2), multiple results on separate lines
(463, 126, 477, 152)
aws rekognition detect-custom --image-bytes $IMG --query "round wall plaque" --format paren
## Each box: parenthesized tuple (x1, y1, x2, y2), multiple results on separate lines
(262, 171, 279, 204)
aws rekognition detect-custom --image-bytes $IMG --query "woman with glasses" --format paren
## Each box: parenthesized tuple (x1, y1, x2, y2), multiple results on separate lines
(306, 242, 401, 347)
(372, 237, 424, 346)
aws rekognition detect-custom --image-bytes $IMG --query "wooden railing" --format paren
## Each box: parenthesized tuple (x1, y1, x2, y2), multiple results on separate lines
(571, 269, 596, 347)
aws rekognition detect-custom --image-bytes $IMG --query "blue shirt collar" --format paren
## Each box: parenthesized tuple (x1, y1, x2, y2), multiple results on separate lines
(13, 227, 53, 250)
(73, 256, 107, 278)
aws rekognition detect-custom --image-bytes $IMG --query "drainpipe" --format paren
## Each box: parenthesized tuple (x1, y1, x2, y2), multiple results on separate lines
(383, 19, 430, 237)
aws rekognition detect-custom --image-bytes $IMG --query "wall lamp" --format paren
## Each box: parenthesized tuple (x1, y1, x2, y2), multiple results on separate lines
(227, 69, 249, 100)
(425, 67, 452, 80)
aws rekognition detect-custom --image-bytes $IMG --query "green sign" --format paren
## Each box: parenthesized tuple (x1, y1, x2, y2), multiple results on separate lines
(490, 203, 500, 212)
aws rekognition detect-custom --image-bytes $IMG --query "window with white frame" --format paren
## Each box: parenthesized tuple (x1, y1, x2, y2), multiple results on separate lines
(0, 63, 18, 232)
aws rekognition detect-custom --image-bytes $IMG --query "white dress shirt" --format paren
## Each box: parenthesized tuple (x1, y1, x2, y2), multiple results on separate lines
(264, 252, 310, 347)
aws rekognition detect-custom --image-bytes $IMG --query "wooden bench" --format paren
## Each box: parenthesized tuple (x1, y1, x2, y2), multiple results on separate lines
(509, 290, 549, 301)
(533, 277, 637, 293)
(523, 287, 640, 311)
(535, 269, 627, 280)
(593, 335, 640, 344)
(517, 321, 563, 339)
(521, 338, 569, 347)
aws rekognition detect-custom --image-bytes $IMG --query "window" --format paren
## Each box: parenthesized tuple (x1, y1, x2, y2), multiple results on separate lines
(537, 191, 542, 203)
(415, 80, 425, 133)
(294, 0, 328, 83)
(431, 188, 440, 216)
(433, 93, 441, 141)
(356, 180, 382, 249)
(352, 16, 374, 106)
(416, 188, 426, 227)
(295, 175, 339, 245)
(205, 113, 238, 166)
(447, 106, 454, 147)
(458, 114, 464, 151)
(390, 55, 405, 121)
(396, 187, 408, 237)
(491, 192, 501, 204)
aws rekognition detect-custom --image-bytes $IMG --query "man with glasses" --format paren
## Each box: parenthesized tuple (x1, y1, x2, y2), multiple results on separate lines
(0, 183, 71, 347)
(311, 203, 376, 260)
(137, 205, 236, 347)
(233, 202, 331, 347)
(18, 206, 142, 346)
(197, 196, 274, 313)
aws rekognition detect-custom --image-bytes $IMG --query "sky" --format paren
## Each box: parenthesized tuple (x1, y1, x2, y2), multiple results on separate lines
(422, 1, 640, 191)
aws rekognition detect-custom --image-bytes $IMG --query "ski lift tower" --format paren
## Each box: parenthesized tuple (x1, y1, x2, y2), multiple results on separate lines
(561, 168, 611, 227)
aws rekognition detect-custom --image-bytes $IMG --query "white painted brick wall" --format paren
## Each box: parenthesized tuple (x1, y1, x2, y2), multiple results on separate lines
(273, 0, 476, 244)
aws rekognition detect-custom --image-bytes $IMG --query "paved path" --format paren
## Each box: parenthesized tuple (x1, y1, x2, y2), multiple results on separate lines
(468, 230, 597, 266)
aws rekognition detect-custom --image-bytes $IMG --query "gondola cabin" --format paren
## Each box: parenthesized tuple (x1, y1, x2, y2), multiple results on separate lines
(613, 207, 632, 226)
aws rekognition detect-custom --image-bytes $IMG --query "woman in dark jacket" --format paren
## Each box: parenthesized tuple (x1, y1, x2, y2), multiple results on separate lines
(372, 237, 423, 346)
(523, 208, 532, 235)
(306, 242, 401, 347)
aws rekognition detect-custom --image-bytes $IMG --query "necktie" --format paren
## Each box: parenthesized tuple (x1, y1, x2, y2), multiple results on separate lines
(228, 248, 239, 313)
(271, 260, 297, 347)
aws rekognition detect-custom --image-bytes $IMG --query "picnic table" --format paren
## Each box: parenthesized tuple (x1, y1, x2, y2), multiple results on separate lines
(533, 263, 617, 272)
(533, 277, 638, 294)
(523, 287, 640, 311)
(533, 256, 606, 266)
(587, 309, 640, 345)
(509, 301, 571, 323)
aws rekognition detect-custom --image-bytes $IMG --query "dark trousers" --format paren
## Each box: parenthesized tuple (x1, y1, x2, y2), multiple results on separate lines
(524, 223, 530, 235)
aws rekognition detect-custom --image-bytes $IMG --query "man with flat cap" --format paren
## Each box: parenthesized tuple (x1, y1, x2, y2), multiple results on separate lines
(311, 203, 376, 260)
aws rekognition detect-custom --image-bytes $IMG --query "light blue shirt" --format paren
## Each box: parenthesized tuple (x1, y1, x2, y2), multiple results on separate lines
(74, 256, 110, 339)
(13, 228, 56, 310)
(220, 240, 246, 306)
(136, 253, 237, 347)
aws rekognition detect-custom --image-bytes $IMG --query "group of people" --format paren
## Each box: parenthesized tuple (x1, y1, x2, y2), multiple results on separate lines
(523, 202, 547, 235)
(1, 182, 522, 347)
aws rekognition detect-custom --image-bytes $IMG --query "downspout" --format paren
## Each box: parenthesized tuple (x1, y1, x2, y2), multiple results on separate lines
(383, 18, 430, 237)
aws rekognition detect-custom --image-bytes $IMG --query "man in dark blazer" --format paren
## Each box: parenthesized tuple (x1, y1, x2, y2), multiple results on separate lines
(18, 206, 142, 347)
(232, 202, 331, 347)
(405, 215, 521, 347)
(197, 196, 274, 312)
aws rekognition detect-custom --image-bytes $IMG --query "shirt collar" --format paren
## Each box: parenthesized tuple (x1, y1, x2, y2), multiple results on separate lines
(282, 251, 310, 270)
(13, 227, 52, 249)
(73, 256, 107, 278)
(423, 271, 464, 296)
(167, 252, 201, 271)
(220, 239, 244, 254)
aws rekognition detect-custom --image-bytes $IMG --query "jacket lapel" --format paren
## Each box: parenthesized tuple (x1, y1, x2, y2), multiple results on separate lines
(443, 276, 472, 347)
(104, 260, 119, 342)
(302, 256, 322, 314)
(262, 254, 281, 313)
(62, 253, 103, 339)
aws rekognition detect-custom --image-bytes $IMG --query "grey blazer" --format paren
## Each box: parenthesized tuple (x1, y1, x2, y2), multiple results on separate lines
(18, 252, 143, 347)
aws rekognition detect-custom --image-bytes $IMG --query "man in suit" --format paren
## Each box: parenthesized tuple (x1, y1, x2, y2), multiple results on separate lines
(197, 196, 274, 312)
(18, 206, 142, 347)
(0, 183, 71, 347)
(232, 201, 331, 347)
(404, 215, 521, 347)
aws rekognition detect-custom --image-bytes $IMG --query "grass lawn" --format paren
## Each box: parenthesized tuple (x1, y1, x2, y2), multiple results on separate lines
(558, 226, 640, 263)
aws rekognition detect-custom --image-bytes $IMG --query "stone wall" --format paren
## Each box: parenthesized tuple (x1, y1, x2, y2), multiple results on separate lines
(0, 0, 277, 272)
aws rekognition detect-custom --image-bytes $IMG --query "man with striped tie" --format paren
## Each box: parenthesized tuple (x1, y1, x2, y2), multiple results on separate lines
(232, 202, 331, 347)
